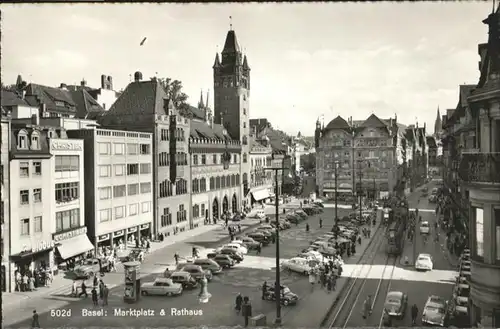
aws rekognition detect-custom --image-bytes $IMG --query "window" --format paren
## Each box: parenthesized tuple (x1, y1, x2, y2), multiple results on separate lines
(210, 177, 215, 190)
(115, 206, 125, 219)
(177, 204, 187, 223)
(242, 136, 248, 145)
(127, 143, 138, 155)
(55, 182, 79, 202)
(20, 190, 29, 204)
(213, 154, 217, 164)
(495, 209, 500, 261)
(200, 178, 207, 192)
(475, 207, 484, 257)
(33, 161, 42, 175)
(243, 108, 247, 115)
(99, 165, 111, 177)
(99, 187, 112, 200)
(0, 201, 4, 224)
(160, 129, 169, 141)
(55, 208, 80, 232)
(192, 179, 199, 193)
(115, 164, 125, 176)
(114, 143, 125, 155)
(140, 182, 151, 194)
(33, 188, 42, 203)
(193, 155, 198, 165)
(159, 152, 169, 166)
(129, 203, 138, 216)
(159, 180, 173, 198)
(34, 216, 42, 233)
(98, 142, 111, 155)
(201, 155, 206, 165)
(31, 133, 40, 150)
(127, 164, 139, 175)
(127, 184, 138, 196)
(233, 154, 237, 163)
(243, 153, 247, 163)
(216, 177, 221, 189)
(243, 122, 246, 128)
(142, 201, 151, 213)
(114, 184, 127, 198)
(99, 209, 111, 222)
(201, 204, 206, 218)
(176, 179, 187, 195)
(55, 155, 79, 172)
(18, 132, 28, 149)
(21, 218, 29, 235)
(140, 163, 151, 174)
(161, 208, 172, 227)
(20, 162, 29, 177)
(140, 144, 151, 155)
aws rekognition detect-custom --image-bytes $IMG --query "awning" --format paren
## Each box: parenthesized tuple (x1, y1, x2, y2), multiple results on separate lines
(56, 235, 94, 260)
(252, 189, 270, 201)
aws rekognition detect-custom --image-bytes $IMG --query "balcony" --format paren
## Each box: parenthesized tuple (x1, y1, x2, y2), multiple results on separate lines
(459, 152, 500, 184)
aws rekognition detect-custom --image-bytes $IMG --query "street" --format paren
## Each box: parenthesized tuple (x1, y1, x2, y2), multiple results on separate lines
(328, 180, 458, 328)
(6, 206, 352, 328)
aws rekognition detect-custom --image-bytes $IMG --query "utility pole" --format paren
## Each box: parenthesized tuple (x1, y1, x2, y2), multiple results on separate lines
(358, 160, 363, 220)
(334, 161, 339, 225)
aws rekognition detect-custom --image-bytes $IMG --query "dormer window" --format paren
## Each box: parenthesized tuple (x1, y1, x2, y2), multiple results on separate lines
(18, 130, 28, 149)
(242, 136, 248, 145)
(55, 101, 65, 107)
(31, 131, 40, 150)
(48, 130, 56, 139)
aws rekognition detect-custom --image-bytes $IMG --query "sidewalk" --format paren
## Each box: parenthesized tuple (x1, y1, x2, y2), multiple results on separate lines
(273, 210, 383, 326)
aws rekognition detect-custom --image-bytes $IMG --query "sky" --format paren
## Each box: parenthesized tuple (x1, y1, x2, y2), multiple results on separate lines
(1, 2, 494, 136)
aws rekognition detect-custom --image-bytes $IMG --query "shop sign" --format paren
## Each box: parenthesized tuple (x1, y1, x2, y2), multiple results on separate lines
(127, 227, 137, 233)
(114, 230, 124, 237)
(140, 223, 150, 230)
(98, 234, 110, 241)
(53, 227, 87, 242)
(32, 240, 55, 253)
(51, 140, 83, 151)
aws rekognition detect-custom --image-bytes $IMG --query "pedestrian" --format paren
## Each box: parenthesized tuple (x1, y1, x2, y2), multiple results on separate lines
(235, 293, 243, 314)
(306, 223, 310, 232)
(256, 243, 262, 255)
(99, 280, 104, 300)
(174, 252, 180, 265)
(411, 303, 418, 325)
(362, 295, 372, 318)
(357, 235, 362, 245)
(32, 310, 40, 329)
(326, 274, 332, 292)
(308, 269, 316, 291)
(93, 274, 98, 288)
(103, 285, 109, 306)
(319, 218, 323, 228)
(72, 280, 78, 297)
(146, 240, 151, 253)
(79, 281, 88, 298)
(238, 224, 241, 233)
(367, 228, 371, 238)
(22, 273, 29, 292)
(242, 296, 252, 327)
(29, 276, 35, 291)
(91, 287, 98, 306)
(320, 270, 327, 288)
(261, 281, 267, 300)
(230, 232, 234, 241)
(225, 217, 229, 228)
(192, 247, 198, 259)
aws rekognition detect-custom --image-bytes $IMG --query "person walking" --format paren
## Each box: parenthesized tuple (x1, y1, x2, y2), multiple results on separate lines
(362, 295, 372, 318)
(411, 303, 418, 325)
(174, 252, 180, 265)
(242, 296, 252, 327)
(261, 281, 267, 300)
(79, 281, 88, 298)
(319, 218, 323, 229)
(102, 285, 109, 306)
(235, 293, 243, 314)
(31, 310, 40, 329)
(72, 280, 78, 297)
(256, 243, 262, 255)
(308, 269, 316, 292)
(91, 287, 98, 306)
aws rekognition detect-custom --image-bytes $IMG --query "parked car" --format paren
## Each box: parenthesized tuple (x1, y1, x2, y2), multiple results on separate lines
(310, 241, 336, 256)
(422, 295, 449, 327)
(254, 228, 274, 238)
(219, 248, 244, 262)
(294, 211, 308, 220)
(220, 243, 248, 255)
(263, 285, 299, 306)
(176, 264, 213, 281)
(169, 271, 198, 289)
(233, 237, 261, 250)
(249, 210, 266, 219)
(286, 214, 301, 224)
(281, 257, 311, 275)
(211, 254, 236, 268)
(420, 221, 430, 234)
(383, 291, 408, 319)
(428, 195, 437, 203)
(415, 253, 433, 271)
(247, 232, 270, 245)
(231, 213, 243, 222)
(194, 258, 222, 274)
(140, 278, 183, 296)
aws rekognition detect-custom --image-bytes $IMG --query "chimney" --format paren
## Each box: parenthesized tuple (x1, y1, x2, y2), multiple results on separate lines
(107, 76, 113, 90)
(101, 74, 107, 89)
(60, 83, 67, 90)
(81, 79, 87, 87)
(31, 114, 39, 126)
(394, 113, 397, 122)
(134, 71, 143, 82)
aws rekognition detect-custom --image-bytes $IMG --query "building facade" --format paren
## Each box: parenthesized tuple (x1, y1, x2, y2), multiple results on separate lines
(67, 128, 154, 250)
(7, 118, 86, 292)
(248, 135, 273, 206)
(1, 114, 11, 292)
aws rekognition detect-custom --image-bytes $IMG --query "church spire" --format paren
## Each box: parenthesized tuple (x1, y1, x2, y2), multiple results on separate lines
(212, 53, 221, 68)
(198, 89, 204, 109)
(205, 89, 210, 109)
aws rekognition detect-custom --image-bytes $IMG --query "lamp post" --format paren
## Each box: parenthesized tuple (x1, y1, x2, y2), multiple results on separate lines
(334, 161, 339, 226)
(358, 160, 363, 220)
(263, 165, 288, 326)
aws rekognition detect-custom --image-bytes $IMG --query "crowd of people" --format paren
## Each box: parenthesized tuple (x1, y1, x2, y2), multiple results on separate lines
(14, 263, 53, 292)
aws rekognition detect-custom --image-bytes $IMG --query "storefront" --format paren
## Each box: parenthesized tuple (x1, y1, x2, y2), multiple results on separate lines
(53, 226, 94, 268)
(250, 189, 270, 206)
(139, 223, 151, 239)
(10, 240, 55, 289)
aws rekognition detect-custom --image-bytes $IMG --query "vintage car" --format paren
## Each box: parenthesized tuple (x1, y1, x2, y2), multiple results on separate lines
(255, 227, 276, 238)
(219, 248, 244, 262)
(176, 264, 213, 281)
(246, 232, 270, 245)
(422, 295, 449, 327)
(383, 291, 408, 318)
(420, 221, 430, 234)
(193, 258, 222, 274)
(294, 210, 308, 220)
(263, 284, 299, 306)
(219, 243, 248, 255)
(415, 253, 434, 271)
(281, 257, 312, 275)
(140, 278, 183, 296)
(210, 254, 235, 268)
(286, 214, 301, 224)
(454, 283, 470, 306)
(310, 241, 336, 256)
(72, 258, 109, 279)
(169, 271, 198, 289)
(233, 237, 261, 250)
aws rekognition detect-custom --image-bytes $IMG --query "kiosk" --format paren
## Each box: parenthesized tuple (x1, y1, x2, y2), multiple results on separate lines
(123, 261, 141, 304)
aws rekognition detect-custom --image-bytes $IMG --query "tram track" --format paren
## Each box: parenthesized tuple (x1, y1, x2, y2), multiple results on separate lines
(325, 226, 399, 329)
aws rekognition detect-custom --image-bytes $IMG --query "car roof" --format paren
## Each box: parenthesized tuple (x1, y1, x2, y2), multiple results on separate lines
(427, 295, 446, 304)
(387, 291, 404, 299)
(182, 264, 202, 269)
(421, 221, 429, 224)
(155, 277, 173, 282)
(171, 271, 190, 276)
(418, 253, 432, 258)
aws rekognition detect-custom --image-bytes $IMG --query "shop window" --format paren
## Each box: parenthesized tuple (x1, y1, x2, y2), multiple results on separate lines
(20, 218, 29, 235)
(20, 190, 29, 205)
(33, 188, 42, 203)
(20, 162, 29, 177)
(55, 182, 79, 202)
(34, 216, 42, 232)
(33, 162, 42, 175)
(161, 208, 172, 227)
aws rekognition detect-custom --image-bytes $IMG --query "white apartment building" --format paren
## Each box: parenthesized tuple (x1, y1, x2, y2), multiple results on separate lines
(1, 114, 11, 292)
(248, 136, 273, 206)
(68, 128, 153, 250)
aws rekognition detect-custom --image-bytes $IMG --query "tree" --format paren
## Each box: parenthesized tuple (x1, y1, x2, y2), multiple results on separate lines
(300, 153, 316, 173)
(158, 77, 190, 116)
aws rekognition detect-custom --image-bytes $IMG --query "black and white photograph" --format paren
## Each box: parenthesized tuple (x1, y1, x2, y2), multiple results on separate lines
(1, 1, 499, 328)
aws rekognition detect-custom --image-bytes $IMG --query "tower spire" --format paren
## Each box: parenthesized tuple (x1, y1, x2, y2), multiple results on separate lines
(206, 89, 210, 109)
(198, 89, 204, 109)
(229, 16, 233, 31)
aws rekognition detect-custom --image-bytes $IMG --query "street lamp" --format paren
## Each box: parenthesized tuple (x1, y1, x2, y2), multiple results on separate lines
(263, 165, 289, 326)
(334, 161, 339, 227)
